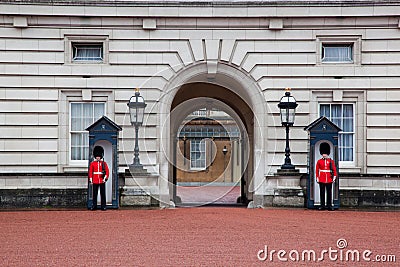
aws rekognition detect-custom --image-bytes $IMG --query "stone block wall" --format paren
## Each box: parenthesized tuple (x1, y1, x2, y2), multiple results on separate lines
(0, 189, 87, 208)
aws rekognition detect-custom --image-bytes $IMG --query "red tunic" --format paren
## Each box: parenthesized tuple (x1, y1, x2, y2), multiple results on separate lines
(88, 160, 110, 184)
(316, 157, 337, 184)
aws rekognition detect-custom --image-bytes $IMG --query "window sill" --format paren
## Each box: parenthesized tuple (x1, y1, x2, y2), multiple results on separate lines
(320, 61, 354, 64)
(190, 168, 207, 171)
(69, 61, 105, 65)
(338, 166, 361, 174)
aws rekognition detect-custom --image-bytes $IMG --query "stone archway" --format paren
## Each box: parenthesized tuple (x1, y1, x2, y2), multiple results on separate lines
(158, 62, 267, 207)
(170, 83, 252, 205)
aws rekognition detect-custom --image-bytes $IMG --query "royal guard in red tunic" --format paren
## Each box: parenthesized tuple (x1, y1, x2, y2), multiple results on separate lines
(316, 142, 338, 211)
(88, 146, 110, 211)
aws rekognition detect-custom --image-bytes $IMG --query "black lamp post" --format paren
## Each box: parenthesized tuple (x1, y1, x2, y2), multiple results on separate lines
(127, 88, 147, 170)
(278, 88, 298, 170)
(222, 145, 228, 156)
(222, 145, 228, 182)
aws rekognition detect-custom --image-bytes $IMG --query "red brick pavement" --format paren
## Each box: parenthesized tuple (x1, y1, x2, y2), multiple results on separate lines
(0, 208, 399, 266)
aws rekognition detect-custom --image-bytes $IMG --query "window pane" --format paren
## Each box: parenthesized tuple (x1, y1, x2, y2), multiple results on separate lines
(71, 133, 81, 160)
(190, 140, 206, 169)
(71, 118, 79, 131)
(342, 104, 354, 132)
(71, 103, 81, 131)
(72, 43, 103, 61)
(342, 118, 353, 132)
(322, 44, 353, 62)
(320, 104, 330, 117)
(340, 134, 354, 161)
(331, 104, 342, 128)
(81, 132, 89, 159)
(71, 103, 81, 118)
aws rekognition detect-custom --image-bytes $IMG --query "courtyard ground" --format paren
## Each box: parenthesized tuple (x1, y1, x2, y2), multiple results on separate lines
(176, 184, 240, 205)
(0, 206, 399, 266)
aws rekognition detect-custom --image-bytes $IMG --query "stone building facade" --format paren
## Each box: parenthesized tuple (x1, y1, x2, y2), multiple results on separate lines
(0, 0, 399, 208)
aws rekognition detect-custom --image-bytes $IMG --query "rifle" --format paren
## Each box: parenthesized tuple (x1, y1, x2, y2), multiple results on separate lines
(101, 161, 107, 181)
(329, 159, 335, 182)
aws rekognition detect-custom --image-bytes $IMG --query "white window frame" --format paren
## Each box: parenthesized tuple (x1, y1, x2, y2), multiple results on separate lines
(64, 35, 109, 64)
(322, 43, 353, 63)
(319, 103, 355, 166)
(316, 36, 361, 65)
(69, 102, 106, 164)
(72, 43, 103, 62)
(190, 139, 207, 170)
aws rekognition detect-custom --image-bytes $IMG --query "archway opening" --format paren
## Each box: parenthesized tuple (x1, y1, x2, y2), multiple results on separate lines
(169, 82, 254, 206)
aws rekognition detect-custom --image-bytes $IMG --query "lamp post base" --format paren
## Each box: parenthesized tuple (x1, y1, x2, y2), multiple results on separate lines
(277, 167, 299, 175)
(127, 164, 148, 175)
(122, 168, 159, 207)
(280, 163, 296, 170)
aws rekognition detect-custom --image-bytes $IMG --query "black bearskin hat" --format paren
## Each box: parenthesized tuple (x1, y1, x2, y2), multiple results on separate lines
(319, 142, 330, 155)
(93, 146, 104, 158)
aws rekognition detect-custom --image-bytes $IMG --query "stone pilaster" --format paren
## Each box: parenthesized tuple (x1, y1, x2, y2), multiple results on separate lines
(262, 169, 305, 208)
(120, 169, 160, 207)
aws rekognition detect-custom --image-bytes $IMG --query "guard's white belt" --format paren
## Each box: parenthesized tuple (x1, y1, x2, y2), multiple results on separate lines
(319, 170, 331, 173)
(93, 172, 103, 174)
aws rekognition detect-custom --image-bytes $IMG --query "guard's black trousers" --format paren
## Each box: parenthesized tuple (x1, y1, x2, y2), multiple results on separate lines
(319, 182, 333, 208)
(93, 183, 106, 209)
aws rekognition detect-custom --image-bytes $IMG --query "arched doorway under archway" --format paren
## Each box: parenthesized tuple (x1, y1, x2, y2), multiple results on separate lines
(157, 62, 267, 208)
(170, 82, 254, 205)
(170, 82, 254, 206)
